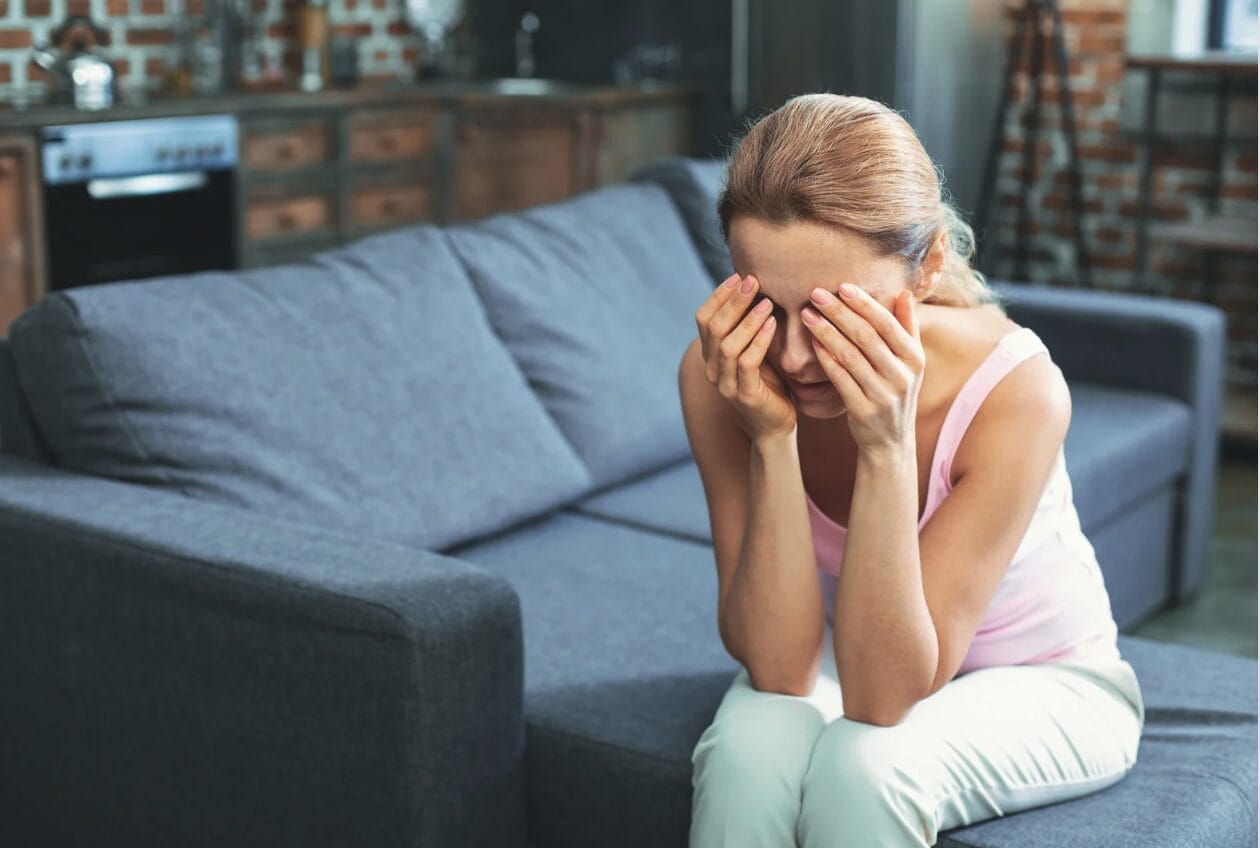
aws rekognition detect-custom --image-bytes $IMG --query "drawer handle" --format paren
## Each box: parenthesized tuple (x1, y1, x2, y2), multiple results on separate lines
(276, 140, 298, 160)
(381, 197, 400, 216)
(276, 210, 299, 230)
(379, 134, 398, 152)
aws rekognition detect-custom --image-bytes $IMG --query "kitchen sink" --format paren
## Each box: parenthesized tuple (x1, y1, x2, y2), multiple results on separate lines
(472, 77, 587, 96)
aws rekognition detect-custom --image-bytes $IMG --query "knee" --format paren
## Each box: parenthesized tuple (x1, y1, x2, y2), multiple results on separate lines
(692, 684, 826, 787)
(796, 718, 937, 847)
(801, 717, 924, 812)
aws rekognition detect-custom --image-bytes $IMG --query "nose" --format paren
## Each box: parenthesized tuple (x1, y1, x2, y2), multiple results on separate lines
(775, 316, 819, 378)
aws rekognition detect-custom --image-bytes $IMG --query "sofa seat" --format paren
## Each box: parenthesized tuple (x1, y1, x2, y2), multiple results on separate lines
(445, 512, 1256, 848)
(573, 379, 1191, 546)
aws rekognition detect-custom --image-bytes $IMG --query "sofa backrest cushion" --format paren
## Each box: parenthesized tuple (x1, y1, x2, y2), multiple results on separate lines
(7, 225, 593, 550)
(630, 156, 734, 286)
(445, 182, 716, 489)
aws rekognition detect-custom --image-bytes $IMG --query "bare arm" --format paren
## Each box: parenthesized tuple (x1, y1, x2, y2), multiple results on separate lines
(679, 340, 825, 695)
(723, 429, 827, 695)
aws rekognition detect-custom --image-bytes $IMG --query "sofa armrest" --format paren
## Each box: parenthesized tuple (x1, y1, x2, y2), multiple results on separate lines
(0, 454, 525, 848)
(989, 281, 1227, 604)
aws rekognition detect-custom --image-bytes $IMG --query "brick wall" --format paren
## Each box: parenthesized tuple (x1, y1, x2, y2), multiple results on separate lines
(0, 0, 471, 99)
(990, 0, 1257, 387)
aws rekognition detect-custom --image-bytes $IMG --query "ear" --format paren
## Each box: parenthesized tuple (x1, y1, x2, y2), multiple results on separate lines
(915, 230, 950, 300)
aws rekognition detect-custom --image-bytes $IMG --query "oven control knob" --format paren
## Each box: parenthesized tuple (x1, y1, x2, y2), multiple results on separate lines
(210, 142, 224, 158)
(174, 148, 187, 162)
(156, 147, 169, 162)
(78, 153, 92, 170)
(59, 153, 72, 171)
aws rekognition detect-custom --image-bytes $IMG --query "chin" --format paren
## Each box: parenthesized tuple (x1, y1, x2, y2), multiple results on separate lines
(792, 391, 846, 419)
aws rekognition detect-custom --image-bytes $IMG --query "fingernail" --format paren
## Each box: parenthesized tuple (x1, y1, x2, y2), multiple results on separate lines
(839, 283, 860, 298)
(810, 287, 833, 305)
(724, 275, 740, 289)
(740, 277, 756, 294)
(801, 307, 820, 325)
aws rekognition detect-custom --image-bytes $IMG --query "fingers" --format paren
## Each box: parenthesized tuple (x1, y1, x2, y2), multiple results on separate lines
(694, 273, 741, 340)
(696, 273, 769, 380)
(804, 287, 902, 381)
(806, 315, 881, 402)
(826, 285, 921, 366)
(717, 295, 774, 395)
(735, 312, 776, 401)
(812, 336, 863, 404)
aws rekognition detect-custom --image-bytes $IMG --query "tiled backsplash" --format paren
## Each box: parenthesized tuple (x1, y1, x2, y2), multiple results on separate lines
(0, 0, 479, 100)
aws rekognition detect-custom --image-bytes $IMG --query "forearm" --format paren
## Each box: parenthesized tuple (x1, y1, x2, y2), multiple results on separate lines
(834, 443, 938, 723)
(722, 429, 827, 695)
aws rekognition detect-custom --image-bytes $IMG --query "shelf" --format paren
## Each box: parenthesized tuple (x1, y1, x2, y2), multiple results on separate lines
(1149, 215, 1257, 253)
(1127, 50, 1259, 77)
(1222, 383, 1257, 446)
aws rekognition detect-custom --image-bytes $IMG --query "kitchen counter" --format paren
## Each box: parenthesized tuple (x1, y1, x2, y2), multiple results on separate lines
(0, 78, 699, 130)
(0, 76, 698, 334)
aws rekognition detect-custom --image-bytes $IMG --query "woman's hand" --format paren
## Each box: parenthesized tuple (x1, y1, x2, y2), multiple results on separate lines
(695, 273, 797, 442)
(801, 284, 925, 453)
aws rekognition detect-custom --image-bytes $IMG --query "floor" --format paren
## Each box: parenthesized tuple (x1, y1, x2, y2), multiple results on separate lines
(1128, 442, 1257, 659)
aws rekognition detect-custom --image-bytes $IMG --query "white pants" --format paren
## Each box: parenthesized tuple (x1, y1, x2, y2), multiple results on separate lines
(689, 625, 1145, 847)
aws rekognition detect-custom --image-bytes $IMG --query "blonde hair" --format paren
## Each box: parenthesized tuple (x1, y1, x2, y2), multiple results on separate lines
(717, 93, 1004, 310)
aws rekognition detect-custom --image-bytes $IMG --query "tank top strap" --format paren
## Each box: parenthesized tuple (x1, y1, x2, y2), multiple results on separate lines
(937, 327, 1051, 485)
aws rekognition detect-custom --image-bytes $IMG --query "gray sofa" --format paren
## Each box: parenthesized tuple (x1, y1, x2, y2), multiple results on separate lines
(0, 156, 1254, 848)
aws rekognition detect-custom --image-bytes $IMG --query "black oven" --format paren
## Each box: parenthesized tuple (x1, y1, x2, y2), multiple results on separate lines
(40, 114, 239, 290)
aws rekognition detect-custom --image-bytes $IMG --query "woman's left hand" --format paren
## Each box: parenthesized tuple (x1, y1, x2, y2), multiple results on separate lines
(801, 284, 925, 453)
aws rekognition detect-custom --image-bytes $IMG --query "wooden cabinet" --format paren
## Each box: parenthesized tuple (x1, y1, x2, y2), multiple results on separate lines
(245, 193, 336, 240)
(450, 94, 693, 223)
(242, 121, 333, 171)
(349, 183, 433, 231)
(238, 102, 444, 267)
(347, 109, 438, 164)
(452, 109, 577, 221)
(0, 134, 45, 336)
(0, 84, 696, 279)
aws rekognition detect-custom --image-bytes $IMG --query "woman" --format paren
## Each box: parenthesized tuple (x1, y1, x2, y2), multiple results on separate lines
(678, 93, 1145, 847)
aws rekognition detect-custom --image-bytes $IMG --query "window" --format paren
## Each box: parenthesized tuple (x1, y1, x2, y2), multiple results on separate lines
(1210, 0, 1259, 50)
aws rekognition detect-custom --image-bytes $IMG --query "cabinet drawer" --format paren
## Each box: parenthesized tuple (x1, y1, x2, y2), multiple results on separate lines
(350, 183, 432, 228)
(243, 123, 332, 171)
(348, 110, 437, 163)
(244, 194, 334, 240)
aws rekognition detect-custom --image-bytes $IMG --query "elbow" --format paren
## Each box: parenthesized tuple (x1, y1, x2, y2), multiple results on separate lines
(746, 660, 819, 698)
(748, 671, 816, 698)
(843, 703, 910, 727)
(841, 686, 925, 727)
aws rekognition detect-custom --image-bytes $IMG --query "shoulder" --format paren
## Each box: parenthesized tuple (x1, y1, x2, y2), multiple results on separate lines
(951, 327, 1071, 486)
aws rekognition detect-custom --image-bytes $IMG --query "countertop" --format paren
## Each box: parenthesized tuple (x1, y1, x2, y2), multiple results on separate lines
(0, 78, 701, 130)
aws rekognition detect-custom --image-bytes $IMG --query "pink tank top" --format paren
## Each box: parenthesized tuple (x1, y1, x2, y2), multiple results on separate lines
(806, 326, 1122, 676)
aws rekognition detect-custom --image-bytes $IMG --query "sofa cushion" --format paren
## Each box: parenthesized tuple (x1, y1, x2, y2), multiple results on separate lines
(630, 156, 735, 286)
(571, 380, 1192, 544)
(446, 512, 1257, 848)
(7, 226, 592, 551)
(444, 182, 717, 489)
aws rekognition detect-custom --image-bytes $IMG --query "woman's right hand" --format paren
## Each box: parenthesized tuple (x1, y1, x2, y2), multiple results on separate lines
(695, 273, 797, 442)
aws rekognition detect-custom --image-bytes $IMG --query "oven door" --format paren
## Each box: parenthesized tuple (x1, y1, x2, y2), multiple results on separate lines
(43, 166, 237, 291)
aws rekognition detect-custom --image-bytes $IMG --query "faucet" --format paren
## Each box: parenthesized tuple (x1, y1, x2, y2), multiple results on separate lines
(515, 12, 539, 77)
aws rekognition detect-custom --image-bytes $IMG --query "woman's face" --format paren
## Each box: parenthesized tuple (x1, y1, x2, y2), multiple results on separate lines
(726, 216, 913, 419)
